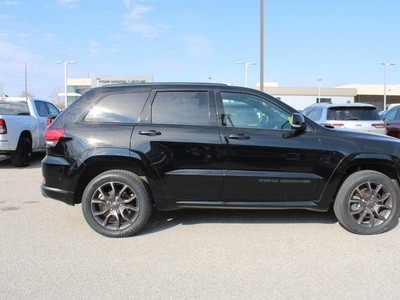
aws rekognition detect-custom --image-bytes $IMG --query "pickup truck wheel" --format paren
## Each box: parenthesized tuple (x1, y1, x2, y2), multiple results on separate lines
(10, 137, 32, 167)
(334, 170, 399, 234)
(82, 170, 152, 238)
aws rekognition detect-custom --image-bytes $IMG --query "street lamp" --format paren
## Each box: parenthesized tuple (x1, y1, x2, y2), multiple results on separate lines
(377, 62, 395, 110)
(317, 79, 322, 103)
(55, 60, 76, 108)
(236, 61, 257, 87)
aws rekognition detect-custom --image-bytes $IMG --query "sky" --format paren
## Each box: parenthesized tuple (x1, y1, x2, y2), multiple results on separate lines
(0, 0, 400, 102)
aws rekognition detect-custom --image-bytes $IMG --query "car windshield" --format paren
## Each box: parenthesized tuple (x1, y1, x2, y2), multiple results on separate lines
(327, 107, 380, 121)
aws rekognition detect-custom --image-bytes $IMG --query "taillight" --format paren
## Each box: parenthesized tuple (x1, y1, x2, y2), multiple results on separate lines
(0, 119, 7, 134)
(44, 128, 65, 146)
(372, 123, 386, 128)
(46, 114, 59, 126)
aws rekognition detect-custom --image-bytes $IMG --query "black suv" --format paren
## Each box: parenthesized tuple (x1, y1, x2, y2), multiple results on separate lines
(41, 83, 400, 237)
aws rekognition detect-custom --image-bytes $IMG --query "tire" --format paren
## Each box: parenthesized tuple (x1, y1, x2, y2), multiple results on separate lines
(334, 170, 399, 235)
(10, 137, 32, 167)
(82, 170, 152, 238)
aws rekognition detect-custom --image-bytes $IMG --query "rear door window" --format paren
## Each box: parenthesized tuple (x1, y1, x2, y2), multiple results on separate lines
(35, 101, 49, 117)
(151, 91, 210, 126)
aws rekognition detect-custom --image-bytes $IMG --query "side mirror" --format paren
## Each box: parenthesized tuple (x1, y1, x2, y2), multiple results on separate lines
(290, 113, 306, 131)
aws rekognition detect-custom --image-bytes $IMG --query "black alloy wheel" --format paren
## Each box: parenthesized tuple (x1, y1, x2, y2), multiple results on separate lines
(82, 170, 152, 238)
(10, 137, 32, 167)
(334, 170, 399, 234)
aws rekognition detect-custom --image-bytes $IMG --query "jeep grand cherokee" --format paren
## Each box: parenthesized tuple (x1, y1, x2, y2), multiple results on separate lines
(41, 83, 400, 237)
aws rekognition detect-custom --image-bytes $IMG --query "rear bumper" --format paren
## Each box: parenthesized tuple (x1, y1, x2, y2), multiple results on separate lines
(41, 155, 79, 206)
(41, 183, 75, 206)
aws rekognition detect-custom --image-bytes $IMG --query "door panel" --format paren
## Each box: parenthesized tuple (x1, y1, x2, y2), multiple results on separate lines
(133, 90, 223, 201)
(133, 125, 223, 200)
(218, 91, 324, 202)
(220, 127, 323, 201)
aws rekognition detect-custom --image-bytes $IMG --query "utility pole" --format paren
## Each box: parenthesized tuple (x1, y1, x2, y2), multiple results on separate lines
(25, 62, 28, 97)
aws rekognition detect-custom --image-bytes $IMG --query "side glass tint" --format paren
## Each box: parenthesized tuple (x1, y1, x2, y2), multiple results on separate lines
(45, 103, 60, 114)
(35, 101, 49, 117)
(84, 92, 148, 123)
(221, 92, 290, 130)
(151, 91, 210, 126)
(383, 108, 396, 122)
(303, 107, 322, 121)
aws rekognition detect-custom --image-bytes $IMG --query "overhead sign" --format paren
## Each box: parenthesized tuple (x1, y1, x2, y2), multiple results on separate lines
(92, 75, 153, 87)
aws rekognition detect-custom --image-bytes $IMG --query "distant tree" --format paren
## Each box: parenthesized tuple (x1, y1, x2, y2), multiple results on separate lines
(18, 91, 35, 98)
(51, 87, 65, 109)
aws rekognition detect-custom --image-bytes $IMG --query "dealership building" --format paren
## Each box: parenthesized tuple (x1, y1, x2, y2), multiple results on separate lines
(61, 74, 400, 111)
(61, 75, 153, 106)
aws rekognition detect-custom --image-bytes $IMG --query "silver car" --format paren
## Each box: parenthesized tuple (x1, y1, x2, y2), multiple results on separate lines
(302, 102, 386, 134)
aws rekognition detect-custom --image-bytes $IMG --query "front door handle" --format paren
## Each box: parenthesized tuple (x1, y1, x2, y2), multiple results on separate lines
(226, 134, 250, 140)
(139, 130, 161, 136)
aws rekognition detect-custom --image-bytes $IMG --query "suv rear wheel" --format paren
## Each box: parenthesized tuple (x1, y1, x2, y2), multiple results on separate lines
(82, 170, 152, 238)
(334, 170, 399, 234)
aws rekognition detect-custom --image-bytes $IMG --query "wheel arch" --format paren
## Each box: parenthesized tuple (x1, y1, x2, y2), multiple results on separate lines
(72, 153, 166, 205)
(320, 153, 400, 205)
(19, 130, 33, 143)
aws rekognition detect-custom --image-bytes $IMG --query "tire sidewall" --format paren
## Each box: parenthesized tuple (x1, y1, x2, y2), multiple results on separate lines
(334, 170, 400, 235)
(10, 137, 32, 167)
(82, 170, 152, 238)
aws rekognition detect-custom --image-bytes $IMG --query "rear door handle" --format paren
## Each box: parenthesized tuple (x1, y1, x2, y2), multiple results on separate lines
(139, 130, 161, 136)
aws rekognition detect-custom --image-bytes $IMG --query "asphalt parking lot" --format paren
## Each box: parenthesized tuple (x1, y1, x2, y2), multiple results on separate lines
(1, 153, 400, 299)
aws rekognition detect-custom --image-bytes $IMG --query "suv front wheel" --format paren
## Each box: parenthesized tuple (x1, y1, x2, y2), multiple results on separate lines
(82, 170, 152, 238)
(334, 170, 399, 234)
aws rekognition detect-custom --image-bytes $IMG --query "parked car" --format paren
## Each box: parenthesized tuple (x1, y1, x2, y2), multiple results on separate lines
(388, 103, 400, 110)
(41, 83, 400, 237)
(382, 105, 400, 138)
(302, 102, 386, 134)
(0, 97, 59, 167)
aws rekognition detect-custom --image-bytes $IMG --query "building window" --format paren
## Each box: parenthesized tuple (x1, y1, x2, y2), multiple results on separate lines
(317, 98, 331, 103)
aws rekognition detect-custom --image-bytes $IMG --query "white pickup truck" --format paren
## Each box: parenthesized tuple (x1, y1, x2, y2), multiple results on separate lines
(0, 97, 60, 167)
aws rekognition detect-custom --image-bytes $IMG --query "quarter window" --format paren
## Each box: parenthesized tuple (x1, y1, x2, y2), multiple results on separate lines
(84, 92, 148, 123)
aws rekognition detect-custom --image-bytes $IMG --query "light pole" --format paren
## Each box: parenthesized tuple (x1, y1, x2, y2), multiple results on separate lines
(317, 79, 322, 103)
(377, 62, 395, 111)
(55, 60, 76, 108)
(236, 61, 257, 87)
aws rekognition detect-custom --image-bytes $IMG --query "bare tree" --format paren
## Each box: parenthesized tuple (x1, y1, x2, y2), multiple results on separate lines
(18, 91, 35, 98)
